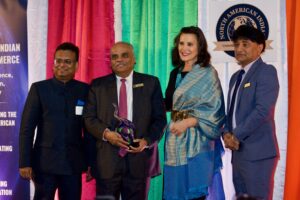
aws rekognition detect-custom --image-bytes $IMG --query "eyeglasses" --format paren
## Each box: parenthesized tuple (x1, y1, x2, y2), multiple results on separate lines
(54, 58, 76, 65)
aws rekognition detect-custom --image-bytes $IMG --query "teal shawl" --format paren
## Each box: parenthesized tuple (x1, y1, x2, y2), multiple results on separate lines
(165, 64, 225, 167)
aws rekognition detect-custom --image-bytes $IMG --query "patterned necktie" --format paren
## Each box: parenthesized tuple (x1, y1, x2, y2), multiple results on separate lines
(228, 69, 245, 131)
(118, 78, 127, 119)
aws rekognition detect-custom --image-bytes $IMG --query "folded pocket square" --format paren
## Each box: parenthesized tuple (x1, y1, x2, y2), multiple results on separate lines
(77, 99, 85, 106)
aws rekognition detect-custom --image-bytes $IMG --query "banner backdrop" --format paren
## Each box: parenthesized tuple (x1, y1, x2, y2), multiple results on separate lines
(0, 0, 29, 199)
(207, 0, 278, 63)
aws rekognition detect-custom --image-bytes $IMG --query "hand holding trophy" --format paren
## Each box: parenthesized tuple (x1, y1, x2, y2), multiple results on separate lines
(112, 104, 138, 156)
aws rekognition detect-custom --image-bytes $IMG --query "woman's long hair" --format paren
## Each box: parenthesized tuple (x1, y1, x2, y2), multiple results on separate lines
(172, 26, 211, 68)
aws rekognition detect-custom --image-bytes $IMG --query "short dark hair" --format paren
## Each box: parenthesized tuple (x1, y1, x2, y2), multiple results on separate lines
(172, 26, 211, 68)
(232, 25, 266, 53)
(55, 42, 79, 61)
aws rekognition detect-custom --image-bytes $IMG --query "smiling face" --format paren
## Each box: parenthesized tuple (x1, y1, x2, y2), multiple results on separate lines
(178, 33, 199, 66)
(53, 50, 78, 82)
(110, 43, 135, 78)
(233, 39, 263, 67)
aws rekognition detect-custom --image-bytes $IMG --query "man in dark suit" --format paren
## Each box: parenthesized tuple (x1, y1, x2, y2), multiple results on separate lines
(19, 42, 89, 200)
(83, 42, 166, 200)
(223, 25, 279, 200)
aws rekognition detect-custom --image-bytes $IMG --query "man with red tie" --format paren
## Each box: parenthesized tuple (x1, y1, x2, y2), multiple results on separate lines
(83, 42, 166, 200)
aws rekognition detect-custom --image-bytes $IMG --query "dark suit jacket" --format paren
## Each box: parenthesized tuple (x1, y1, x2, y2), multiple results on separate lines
(165, 67, 179, 111)
(19, 78, 89, 175)
(83, 72, 166, 179)
(226, 58, 279, 161)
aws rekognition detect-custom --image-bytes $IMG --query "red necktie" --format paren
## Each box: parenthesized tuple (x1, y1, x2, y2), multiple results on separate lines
(118, 78, 127, 119)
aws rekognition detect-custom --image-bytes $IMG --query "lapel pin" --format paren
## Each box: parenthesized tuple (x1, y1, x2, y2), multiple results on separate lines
(133, 83, 144, 88)
(244, 82, 251, 88)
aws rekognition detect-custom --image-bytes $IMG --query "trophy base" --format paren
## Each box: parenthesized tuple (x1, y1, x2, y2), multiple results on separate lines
(130, 141, 139, 148)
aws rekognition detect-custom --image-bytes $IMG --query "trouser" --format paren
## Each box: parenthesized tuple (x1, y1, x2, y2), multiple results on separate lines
(232, 157, 278, 200)
(33, 172, 82, 200)
(96, 158, 150, 200)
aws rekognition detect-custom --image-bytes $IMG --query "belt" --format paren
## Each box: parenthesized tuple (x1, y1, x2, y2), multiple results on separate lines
(171, 110, 191, 121)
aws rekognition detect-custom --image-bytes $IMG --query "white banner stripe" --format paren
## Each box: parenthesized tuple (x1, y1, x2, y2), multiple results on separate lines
(114, 0, 122, 42)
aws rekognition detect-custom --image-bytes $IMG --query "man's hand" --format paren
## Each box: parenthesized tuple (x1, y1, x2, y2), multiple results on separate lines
(104, 130, 129, 149)
(19, 167, 33, 180)
(127, 138, 148, 153)
(223, 132, 240, 151)
(85, 167, 94, 182)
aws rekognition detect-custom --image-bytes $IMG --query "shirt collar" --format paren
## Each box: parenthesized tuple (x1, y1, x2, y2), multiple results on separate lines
(115, 71, 133, 83)
(241, 57, 260, 74)
(52, 76, 75, 86)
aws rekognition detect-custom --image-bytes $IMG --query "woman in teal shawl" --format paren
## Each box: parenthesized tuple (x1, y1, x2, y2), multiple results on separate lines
(164, 26, 225, 200)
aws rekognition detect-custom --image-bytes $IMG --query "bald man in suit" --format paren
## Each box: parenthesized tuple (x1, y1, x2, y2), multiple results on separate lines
(84, 42, 166, 200)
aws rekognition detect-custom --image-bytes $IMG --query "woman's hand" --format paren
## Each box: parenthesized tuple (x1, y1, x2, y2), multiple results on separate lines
(170, 117, 197, 136)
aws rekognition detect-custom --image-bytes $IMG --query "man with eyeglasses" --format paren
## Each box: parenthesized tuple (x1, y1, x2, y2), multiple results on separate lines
(19, 42, 91, 200)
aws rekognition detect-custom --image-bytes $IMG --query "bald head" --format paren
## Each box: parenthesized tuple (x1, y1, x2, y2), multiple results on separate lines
(111, 42, 134, 52)
(110, 42, 136, 78)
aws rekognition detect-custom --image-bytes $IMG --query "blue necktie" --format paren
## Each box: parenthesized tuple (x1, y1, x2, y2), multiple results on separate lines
(228, 69, 245, 131)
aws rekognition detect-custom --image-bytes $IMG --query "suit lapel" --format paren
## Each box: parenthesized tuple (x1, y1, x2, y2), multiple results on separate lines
(132, 72, 143, 124)
(236, 58, 262, 107)
(107, 74, 118, 107)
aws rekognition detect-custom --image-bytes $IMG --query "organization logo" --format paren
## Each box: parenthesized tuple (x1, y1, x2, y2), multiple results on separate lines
(215, 4, 272, 57)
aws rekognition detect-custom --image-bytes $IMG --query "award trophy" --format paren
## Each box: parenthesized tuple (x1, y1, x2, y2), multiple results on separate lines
(112, 104, 138, 157)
